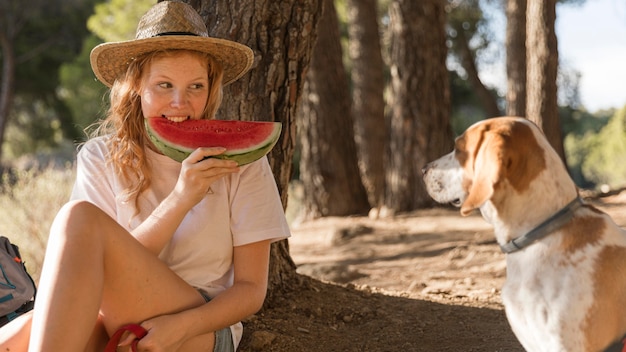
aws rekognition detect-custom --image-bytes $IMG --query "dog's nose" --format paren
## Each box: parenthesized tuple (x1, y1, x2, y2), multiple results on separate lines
(421, 163, 431, 175)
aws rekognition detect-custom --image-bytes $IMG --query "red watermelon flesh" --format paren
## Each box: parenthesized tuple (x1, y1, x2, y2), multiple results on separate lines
(145, 117, 282, 165)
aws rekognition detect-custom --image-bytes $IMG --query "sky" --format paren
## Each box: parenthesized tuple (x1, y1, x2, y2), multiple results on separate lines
(480, 0, 626, 113)
(556, 0, 626, 112)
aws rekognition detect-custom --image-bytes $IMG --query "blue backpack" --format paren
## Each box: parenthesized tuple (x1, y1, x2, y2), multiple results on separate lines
(0, 236, 36, 327)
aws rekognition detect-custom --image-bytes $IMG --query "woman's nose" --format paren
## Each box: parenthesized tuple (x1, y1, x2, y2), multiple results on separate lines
(170, 90, 188, 107)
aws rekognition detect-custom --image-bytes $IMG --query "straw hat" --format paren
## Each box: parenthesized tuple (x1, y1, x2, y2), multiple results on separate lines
(90, 1, 254, 87)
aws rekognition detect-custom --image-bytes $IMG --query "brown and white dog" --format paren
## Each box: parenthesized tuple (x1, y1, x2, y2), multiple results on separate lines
(422, 116, 626, 352)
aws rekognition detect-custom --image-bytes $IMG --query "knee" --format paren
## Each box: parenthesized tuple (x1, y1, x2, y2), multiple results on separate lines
(58, 199, 107, 221)
(51, 200, 112, 237)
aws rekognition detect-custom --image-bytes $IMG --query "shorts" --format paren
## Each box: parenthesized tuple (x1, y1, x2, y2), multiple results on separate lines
(198, 290, 234, 352)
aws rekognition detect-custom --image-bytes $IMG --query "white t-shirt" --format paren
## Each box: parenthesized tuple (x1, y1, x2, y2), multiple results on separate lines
(70, 136, 291, 348)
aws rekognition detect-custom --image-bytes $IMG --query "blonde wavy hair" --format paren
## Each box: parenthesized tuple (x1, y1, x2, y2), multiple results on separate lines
(90, 49, 224, 214)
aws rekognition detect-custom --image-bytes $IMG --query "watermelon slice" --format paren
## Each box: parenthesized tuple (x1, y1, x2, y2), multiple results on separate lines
(145, 117, 282, 165)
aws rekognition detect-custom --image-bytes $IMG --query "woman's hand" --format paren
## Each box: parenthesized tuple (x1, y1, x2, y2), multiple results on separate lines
(131, 147, 238, 254)
(173, 147, 239, 208)
(116, 314, 188, 352)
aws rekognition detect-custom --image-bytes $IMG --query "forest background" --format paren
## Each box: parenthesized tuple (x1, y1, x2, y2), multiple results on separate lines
(1, 0, 626, 350)
(2, 0, 626, 299)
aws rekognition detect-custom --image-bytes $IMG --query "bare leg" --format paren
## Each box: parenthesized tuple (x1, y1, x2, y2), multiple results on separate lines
(0, 311, 32, 351)
(28, 200, 211, 351)
(84, 316, 108, 352)
(29, 201, 105, 350)
(0, 312, 108, 352)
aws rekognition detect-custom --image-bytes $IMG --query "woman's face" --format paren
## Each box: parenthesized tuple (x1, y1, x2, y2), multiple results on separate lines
(140, 52, 209, 121)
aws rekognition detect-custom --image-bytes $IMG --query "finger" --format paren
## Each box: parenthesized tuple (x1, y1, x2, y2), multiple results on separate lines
(197, 146, 227, 155)
(199, 159, 240, 171)
(181, 147, 225, 165)
(117, 332, 135, 347)
(194, 147, 226, 159)
(116, 324, 148, 348)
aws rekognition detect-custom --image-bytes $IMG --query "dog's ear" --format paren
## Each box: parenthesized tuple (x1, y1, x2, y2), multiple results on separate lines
(502, 121, 546, 193)
(459, 119, 546, 215)
(460, 131, 504, 216)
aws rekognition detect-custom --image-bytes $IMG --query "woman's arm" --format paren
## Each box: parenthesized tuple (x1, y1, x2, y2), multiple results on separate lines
(131, 147, 239, 254)
(129, 239, 272, 350)
(185, 239, 271, 332)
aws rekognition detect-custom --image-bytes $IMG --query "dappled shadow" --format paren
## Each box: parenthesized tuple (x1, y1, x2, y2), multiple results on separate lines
(289, 210, 504, 296)
(268, 194, 626, 352)
(240, 275, 524, 352)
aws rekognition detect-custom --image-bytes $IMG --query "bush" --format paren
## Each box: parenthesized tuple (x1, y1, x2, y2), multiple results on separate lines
(580, 106, 626, 190)
(0, 164, 75, 283)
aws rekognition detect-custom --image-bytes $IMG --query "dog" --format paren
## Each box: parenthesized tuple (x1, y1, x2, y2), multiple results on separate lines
(422, 116, 626, 352)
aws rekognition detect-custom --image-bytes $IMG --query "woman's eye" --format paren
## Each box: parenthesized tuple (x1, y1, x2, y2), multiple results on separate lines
(158, 82, 172, 89)
(190, 83, 204, 89)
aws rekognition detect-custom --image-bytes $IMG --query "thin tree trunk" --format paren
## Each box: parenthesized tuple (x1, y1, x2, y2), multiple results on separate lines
(299, 0, 370, 219)
(384, 0, 453, 214)
(0, 17, 17, 164)
(346, 0, 386, 210)
(200, 0, 323, 298)
(454, 25, 502, 118)
(526, 0, 564, 161)
(505, 0, 527, 117)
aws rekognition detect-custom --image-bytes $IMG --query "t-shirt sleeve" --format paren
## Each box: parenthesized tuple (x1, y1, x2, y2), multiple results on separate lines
(229, 157, 291, 246)
(70, 140, 117, 219)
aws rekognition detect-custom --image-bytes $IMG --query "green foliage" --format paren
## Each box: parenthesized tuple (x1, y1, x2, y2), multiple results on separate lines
(0, 164, 75, 282)
(3, 0, 153, 159)
(58, 35, 110, 136)
(559, 106, 612, 137)
(13, 1, 95, 95)
(4, 100, 63, 158)
(580, 106, 626, 189)
(447, 0, 501, 75)
(4, 0, 100, 159)
(58, 0, 154, 138)
(449, 70, 487, 135)
(87, 0, 154, 42)
(564, 105, 626, 190)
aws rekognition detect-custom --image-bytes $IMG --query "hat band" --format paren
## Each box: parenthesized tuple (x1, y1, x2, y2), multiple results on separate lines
(154, 31, 200, 37)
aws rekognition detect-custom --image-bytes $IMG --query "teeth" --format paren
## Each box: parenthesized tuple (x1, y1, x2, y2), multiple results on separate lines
(163, 116, 189, 123)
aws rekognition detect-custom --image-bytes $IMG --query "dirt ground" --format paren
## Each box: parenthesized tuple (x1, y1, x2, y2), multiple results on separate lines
(238, 190, 626, 352)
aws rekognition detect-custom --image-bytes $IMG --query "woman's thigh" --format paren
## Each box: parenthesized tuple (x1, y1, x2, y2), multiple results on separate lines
(61, 201, 206, 333)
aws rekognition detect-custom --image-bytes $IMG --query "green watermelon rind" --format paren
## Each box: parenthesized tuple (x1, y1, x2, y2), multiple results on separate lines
(146, 119, 282, 165)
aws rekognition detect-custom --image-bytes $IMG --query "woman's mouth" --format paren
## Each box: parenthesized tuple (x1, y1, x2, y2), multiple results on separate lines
(161, 115, 189, 122)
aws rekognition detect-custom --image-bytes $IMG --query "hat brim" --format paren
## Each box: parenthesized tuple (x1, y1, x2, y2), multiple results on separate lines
(90, 35, 254, 87)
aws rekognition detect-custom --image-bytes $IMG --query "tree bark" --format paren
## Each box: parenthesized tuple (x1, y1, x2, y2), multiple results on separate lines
(384, 0, 453, 214)
(0, 1, 19, 164)
(346, 0, 386, 209)
(505, 0, 527, 117)
(299, 0, 370, 219)
(453, 25, 502, 118)
(0, 33, 16, 163)
(526, 0, 565, 160)
(198, 0, 323, 298)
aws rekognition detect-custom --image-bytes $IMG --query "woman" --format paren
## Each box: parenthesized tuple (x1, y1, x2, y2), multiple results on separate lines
(0, 1, 290, 351)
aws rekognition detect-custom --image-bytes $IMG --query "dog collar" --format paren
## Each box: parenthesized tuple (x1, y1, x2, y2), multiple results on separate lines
(500, 197, 584, 254)
(603, 333, 626, 352)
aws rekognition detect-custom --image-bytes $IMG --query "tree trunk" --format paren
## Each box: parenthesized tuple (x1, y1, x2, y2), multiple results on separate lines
(505, 0, 527, 117)
(199, 0, 323, 298)
(526, 0, 565, 160)
(346, 0, 386, 210)
(0, 12, 17, 164)
(384, 0, 453, 214)
(299, 0, 370, 219)
(453, 24, 502, 118)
